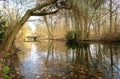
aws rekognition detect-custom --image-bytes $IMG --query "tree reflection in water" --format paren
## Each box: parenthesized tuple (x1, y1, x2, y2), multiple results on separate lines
(17, 41, 120, 79)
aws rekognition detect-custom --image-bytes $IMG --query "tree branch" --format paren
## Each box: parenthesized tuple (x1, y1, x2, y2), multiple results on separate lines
(29, 0, 57, 13)
(31, 9, 59, 16)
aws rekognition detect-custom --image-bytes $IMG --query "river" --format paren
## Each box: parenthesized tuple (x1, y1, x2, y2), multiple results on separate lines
(15, 40, 120, 79)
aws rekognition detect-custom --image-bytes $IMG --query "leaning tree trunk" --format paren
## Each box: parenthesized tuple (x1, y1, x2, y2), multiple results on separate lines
(3, 10, 31, 51)
(2, 0, 57, 52)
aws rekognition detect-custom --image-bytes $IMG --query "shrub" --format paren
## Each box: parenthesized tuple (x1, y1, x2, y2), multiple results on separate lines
(66, 30, 77, 41)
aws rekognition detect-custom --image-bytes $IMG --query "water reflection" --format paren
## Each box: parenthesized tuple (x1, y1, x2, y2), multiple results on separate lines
(18, 43, 47, 79)
(16, 41, 120, 79)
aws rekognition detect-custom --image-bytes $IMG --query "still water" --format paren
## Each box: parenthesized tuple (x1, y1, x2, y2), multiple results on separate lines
(15, 40, 120, 79)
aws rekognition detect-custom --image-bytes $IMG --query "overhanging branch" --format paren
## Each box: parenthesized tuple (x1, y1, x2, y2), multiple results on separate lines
(30, 0, 57, 12)
(31, 9, 59, 16)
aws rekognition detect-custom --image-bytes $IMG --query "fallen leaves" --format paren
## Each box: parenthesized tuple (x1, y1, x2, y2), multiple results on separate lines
(34, 64, 104, 79)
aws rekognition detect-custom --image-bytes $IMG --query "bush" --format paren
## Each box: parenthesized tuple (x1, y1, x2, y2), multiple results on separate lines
(66, 30, 77, 41)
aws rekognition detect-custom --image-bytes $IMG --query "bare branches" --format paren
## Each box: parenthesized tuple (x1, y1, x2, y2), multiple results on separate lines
(92, 0, 106, 9)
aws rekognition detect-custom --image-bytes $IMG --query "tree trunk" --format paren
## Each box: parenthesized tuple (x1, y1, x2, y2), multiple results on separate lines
(3, 10, 31, 51)
(83, 5, 88, 39)
(44, 16, 53, 39)
(109, 0, 112, 40)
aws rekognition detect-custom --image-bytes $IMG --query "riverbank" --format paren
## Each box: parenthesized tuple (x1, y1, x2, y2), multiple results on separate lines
(52, 34, 120, 42)
(0, 45, 23, 79)
(5, 52, 23, 79)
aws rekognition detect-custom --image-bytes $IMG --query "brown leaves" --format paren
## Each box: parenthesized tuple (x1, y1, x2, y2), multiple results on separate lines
(39, 64, 104, 79)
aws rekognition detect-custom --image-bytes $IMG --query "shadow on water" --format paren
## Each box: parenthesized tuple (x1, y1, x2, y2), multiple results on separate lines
(15, 40, 120, 79)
